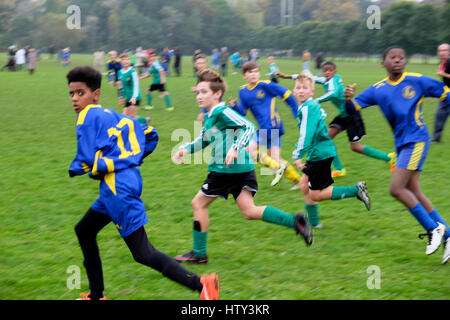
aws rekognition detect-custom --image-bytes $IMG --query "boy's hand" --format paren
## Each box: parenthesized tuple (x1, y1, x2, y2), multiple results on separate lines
(344, 83, 357, 102)
(172, 148, 187, 165)
(130, 98, 136, 105)
(118, 98, 126, 105)
(275, 72, 290, 79)
(294, 159, 305, 170)
(229, 97, 236, 107)
(225, 148, 238, 167)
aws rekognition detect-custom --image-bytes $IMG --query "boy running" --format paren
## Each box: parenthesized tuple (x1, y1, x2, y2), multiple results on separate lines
(292, 73, 371, 228)
(230, 61, 302, 188)
(140, 52, 173, 111)
(345, 46, 450, 264)
(106, 50, 123, 101)
(277, 62, 395, 178)
(67, 66, 219, 300)
(117, 53, 149, 125)
(172, 70, 312, 264)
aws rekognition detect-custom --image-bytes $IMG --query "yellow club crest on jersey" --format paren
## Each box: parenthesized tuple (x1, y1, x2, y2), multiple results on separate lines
(257, 90, 265, 99)
(402, 86, 416, 99)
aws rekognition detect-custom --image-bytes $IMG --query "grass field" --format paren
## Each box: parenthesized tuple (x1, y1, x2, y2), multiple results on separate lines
(0, 53, 448, 300)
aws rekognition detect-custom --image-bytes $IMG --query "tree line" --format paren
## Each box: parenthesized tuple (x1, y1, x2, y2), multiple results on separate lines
(1, 0, 449, 56)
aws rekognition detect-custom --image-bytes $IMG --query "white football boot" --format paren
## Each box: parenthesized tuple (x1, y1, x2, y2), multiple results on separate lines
(442, 237, 449, 265)
(419, 222, 446, 255)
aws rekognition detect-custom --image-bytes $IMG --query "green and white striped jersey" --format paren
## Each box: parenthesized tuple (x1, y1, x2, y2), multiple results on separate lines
(292, 98, 336, 162)
(118, 67, 141, 101)
(182, 103, 256, 173)
(313, 74, 347, 117)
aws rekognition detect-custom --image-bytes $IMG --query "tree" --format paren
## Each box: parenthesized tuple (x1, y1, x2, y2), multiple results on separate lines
(34, 13, 86, 50)
(405, 5, 440, 55)
(376, 2, 416, 53)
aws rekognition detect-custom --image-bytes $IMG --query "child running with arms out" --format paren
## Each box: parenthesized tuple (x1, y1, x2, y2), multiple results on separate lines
(292, 72, 371, 228)
(345, 46, 450, 264)
(172, 70, 313, 264)
(277, 61, 395, 178)
(67, 66, 219, 300)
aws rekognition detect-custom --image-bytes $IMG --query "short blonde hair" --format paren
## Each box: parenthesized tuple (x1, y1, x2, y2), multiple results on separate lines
(295, 71, 315, 89)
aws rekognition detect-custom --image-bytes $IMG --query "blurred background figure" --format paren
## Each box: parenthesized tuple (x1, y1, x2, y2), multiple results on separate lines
(432, 43, 450, 143)
(15, 47, 26, 71)
(27, 48, 37, 75)
(1, 45, 16, 71)
(173, 47, 182, 77)
(93, 49, 105, 73)
(135, 47, 146, 76)
(302, 49, 311, 72)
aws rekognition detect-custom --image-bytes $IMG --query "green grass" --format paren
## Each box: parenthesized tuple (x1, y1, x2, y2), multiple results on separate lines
(0, 54, 449, 300)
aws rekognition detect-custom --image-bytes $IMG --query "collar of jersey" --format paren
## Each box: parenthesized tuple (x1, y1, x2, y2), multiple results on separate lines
(247, 80, 265, 90)
(383, 72, 423, 86)
(77, 104, 101, 126)
(206, 102, 225, 116)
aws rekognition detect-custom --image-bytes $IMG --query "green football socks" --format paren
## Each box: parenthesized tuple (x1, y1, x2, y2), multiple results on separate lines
(146, 93, 152, 106)
(164, 94, 172, 108)
(262, 206, 295, 229)
(192, 229, 207, 257)
(332, 153, 344, 171)
(331, 185, 358, 200)
(305, 203, 320, 226)
(362, 146, 390, 162)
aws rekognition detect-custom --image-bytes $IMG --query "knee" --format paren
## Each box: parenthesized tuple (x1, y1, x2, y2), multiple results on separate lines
(350, 143, 361, 152)
(191, 198, 203, 211)
(240, 206, 258, 220)
(389, 185, 402, 199)
(309, 192, 322, 202)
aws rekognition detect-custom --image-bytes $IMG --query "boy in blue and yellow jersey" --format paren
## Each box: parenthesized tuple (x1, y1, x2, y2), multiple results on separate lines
(345, 46, 450, 264)
(67, 66, 219, 300)
(292, 73, 371, 228)
(277, 62, 395, 178)
(172, 70, 312, 264)
(106, 50, 123, 102)
(230, 61, 302, 188)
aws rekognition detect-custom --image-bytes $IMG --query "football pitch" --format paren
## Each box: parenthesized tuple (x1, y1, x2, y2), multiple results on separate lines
(0, 54, 448, 300)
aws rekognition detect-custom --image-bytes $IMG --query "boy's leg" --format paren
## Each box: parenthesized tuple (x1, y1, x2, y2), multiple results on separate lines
(328, 126, 346, 176)
(432, 100, 449, 142)
(124, 226, 203, 293)
(406, 171, 449, 240)
(145, 90, 153, 109)
(162, 91, 173, 110)
(74, 207, 112, 300)
(175, 191, 216, 263)
(236, 189, 312, 245)
(268, 146, 301, 185)
(300, 174, 321, 227)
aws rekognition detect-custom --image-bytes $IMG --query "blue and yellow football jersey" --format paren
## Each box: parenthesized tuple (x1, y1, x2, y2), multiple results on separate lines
(69, 104, 158, 179)
(233, 80, 298, 139)
(348, 73, 450, 147)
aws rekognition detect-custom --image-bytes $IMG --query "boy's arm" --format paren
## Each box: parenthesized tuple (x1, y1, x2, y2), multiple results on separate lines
(419, 75, 450, 104)
(69, 119, 101, 177)
(292, 106, 319, 160)
(314, 76, 338, 103)
(131, 70, 140, 101)
(221, 107, 256, 151)
(180, 126, 210, 154)
(264, 81, 298, 118)
(230, 89, 249, 116)
(345, 84, 376, 115)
